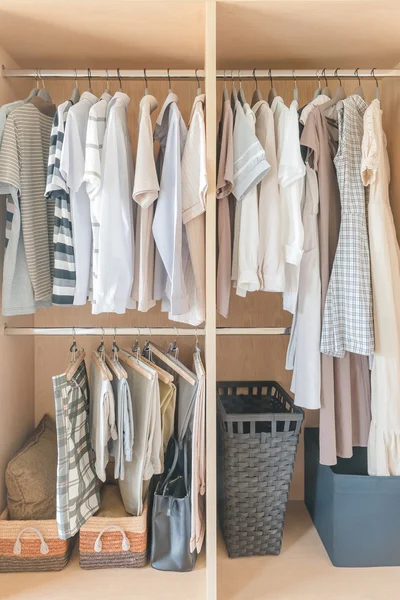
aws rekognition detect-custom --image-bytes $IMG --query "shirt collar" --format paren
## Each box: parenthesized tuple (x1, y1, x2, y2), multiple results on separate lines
(100, 92, 112, 103)
(188, 93, 205, 124)
(252, 99, 268, 115)
(112, 91, 130, 108)
(156, 92, 179, 126)
(140, 94, 158, 115)
(80, 91, 98, 105)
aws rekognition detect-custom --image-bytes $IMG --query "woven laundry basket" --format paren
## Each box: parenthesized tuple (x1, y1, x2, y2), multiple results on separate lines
(217, 381, 304, 558)
(0, 509, 73, 572)
(79, 498, 148, 569)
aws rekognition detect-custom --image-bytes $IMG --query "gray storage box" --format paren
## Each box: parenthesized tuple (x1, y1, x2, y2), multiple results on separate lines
(305, 427, 400, 567)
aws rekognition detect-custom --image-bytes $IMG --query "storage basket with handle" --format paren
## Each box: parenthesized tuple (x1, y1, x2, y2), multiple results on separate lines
(217, 381, 304, 558)
(0, 509, 73, 572)
(79, 497, 148, 569)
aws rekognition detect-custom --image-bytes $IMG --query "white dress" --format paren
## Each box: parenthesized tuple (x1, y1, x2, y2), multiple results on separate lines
(362, 99, 400, 475)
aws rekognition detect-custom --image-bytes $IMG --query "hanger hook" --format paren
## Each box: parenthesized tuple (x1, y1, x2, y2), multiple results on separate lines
(238, 69, 243, 89)
(167, 68, 172, 91)
(72, 326, 76, 345)
(224, 69, 227, 88)
(231, 69, 236, 88)
(75, 68, 79, 88)
(105, 68, 109, 87)
(292, 69, 297, 88)
(371, 68, 379, 88)
(316, 69, 321, 88)
(70, 326, 77, 355)
(253, 68, 258, 89)
(87, 68, 92, 89)
(354, 68, 361, 86)
(195, 69, 200, 87)
(143, 68, 148, 94)
(268, 69, 273, 90)
(117, 68, 122, 90)
(322, 68, 328, 87)
(38, 69, 45, 88)
(334, 68, 342, 86)
(35, 68, 40, 89)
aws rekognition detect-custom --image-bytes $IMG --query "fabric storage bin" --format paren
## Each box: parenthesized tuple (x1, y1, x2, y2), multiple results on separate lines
(217, 381, 304, 558)
(0, 509, 73, 572)
(79, 495, 148, 569)
(305, 427, 400, 567)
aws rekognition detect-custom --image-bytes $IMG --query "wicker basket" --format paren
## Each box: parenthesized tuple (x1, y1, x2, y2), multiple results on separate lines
(79, 498, 148, 569)
(217, 381, 304, 558)
(0, 509, 73, 572)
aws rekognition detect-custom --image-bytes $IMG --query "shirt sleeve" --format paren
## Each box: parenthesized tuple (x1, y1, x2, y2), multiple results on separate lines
(60, 111, 85, 193)
(0, 115, 20, 193)
(133, 108, 159, 209)
(182, 108, 208, 225)
(232, 103, 269, 202)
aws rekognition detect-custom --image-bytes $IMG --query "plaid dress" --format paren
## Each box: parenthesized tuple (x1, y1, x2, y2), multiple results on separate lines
(53, 361, 100, 540)
(321, 95, 374, 358)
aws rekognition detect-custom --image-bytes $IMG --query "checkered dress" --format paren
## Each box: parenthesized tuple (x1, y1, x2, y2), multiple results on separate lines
(53, 361, 100, 540)
(321, 95, 374, 358)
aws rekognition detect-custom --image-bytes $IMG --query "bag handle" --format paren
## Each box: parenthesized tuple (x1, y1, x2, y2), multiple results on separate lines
(160, 437, 180, 495)
(13, 527, 49, 556)
(94, 525, 130, 553)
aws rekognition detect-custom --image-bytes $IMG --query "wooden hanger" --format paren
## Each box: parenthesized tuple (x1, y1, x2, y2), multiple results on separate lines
(91, 351, 109, 381)
(267, 69, 278, 106)
(251, 69, 263, 106)
(105, 333, 128, 380)
(138, 351, 174, 384)
(353, 68, 365, 99)
(148, 342, 196, 386)
(66, 349, 86, 381)
(119, 348, 154, 381)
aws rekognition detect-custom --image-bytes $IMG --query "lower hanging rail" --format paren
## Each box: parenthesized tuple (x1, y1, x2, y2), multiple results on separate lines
(3, 326, 290, 336)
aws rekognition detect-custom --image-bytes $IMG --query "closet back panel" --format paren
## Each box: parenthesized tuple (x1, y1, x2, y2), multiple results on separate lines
(32, 78, 201, 422)
(215, 77, 390, 500)
(0, 47, 35, 511)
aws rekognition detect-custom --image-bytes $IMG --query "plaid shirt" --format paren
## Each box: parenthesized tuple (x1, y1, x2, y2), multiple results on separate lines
(321, 95, 374, 358)
(53, 361, 100, 540)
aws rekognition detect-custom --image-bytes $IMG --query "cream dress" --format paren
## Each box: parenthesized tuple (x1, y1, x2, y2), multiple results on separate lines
(362, 99, 400, 475)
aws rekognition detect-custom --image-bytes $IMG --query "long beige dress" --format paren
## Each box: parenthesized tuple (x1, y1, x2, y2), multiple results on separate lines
(362, 99, 400, 475)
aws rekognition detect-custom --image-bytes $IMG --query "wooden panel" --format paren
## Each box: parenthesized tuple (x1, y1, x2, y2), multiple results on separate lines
(0, 47, 35, 511)
(216, 0, 400, 69)
(0, 0, 205, 69)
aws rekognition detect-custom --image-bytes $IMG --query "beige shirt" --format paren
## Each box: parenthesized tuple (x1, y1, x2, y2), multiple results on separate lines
(216, 97, 234, 318)
(132, 94, 159, 312)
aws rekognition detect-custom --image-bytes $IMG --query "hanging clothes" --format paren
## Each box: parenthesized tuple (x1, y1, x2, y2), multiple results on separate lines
(321, 95, 374, 357)
(232, 98, 269, 296)
(53, 361, 100, 540)
(60, 91, 97, 305)
(216, 94, 234, 318)
(153, 93, 188, 314)
(132, 94, 159, 313)
(96, 92, 136, 314)
(253, 99, 284, 292)
(362, 99, 400, 475)
(83, 91, 112, 310)
(111, 376, 134, 481)
(301, 105, 371, 465)
(0, 97, 56, 306)
(45, 100, 76, 306)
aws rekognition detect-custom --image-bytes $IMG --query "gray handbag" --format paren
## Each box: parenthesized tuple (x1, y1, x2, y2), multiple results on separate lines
(150, 438, 196, 572)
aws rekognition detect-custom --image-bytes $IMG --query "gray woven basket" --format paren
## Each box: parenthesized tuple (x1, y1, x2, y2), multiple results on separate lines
(217, 381, 304, 558)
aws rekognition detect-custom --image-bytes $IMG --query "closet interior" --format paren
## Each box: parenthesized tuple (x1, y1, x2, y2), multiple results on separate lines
(1, 0, 400, 599)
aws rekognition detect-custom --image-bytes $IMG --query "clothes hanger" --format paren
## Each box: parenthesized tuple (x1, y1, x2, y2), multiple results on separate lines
(321, 68, 346, 113)
(251, 69, 263, 106)
(144, 69, 149, 96)
(167, 68, 172, 94)
(195, 69, 202, 97)
(65, 328, 86, 381)
(105, 329, 128, 381)
(123, 327, 174, 384)
(292, 70, 299, 102)
(372, 68, 380, 100)
(353, 68, 365, 99)
(25, 71, 39, 102)
(222, 70, 229, 102)
(267, 69, 278, 106)
(87, 68, 94, 94)
(168, 326, 179, 358)
(312, 70, 322, 99)
(231, 70, 238, 105)
(148, 342, 197, 386)
(321, 68, 332, 98)
(103, 69, 111, 96)
(238, 70, 248, 106)
(93, 328, 113, 381)
(119, 348, 154, 381)
(37, 69, 52, 103)
(70, 69, 80, 104)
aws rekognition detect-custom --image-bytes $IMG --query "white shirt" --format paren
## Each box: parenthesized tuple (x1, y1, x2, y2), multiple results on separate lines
(132, 94, 159, 312)
(170, 94, 207, 325)
(276, 99, 306, 313)
(95, 92, 135, 314)
(60, 91, 97, 305)
(253, 99, 285, 292)
(83, 92, 112, 309)
(152, 93, 188, 315)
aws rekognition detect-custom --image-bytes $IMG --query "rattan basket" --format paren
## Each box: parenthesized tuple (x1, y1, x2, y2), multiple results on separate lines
(217, 381, 304, 558)
(79, 498, 148, 569)
(0, 509, 73, 572)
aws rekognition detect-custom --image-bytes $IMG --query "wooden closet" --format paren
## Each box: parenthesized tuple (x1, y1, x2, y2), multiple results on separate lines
(1, 1, 400, 599)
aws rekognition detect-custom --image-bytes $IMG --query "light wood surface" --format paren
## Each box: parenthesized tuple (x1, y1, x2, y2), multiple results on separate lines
(218, 501, 400, 600)
(216, 0, 400, 69)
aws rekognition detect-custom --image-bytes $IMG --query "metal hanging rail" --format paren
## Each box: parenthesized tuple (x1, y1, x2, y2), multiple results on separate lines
(3, 326, 290, 336)
(2, 67, 400, 81)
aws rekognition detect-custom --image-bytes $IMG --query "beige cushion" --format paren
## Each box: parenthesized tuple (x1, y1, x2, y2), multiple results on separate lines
(6, 414, 57, 520)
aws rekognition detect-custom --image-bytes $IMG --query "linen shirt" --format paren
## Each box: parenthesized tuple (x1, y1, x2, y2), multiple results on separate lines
(132, 94, 159, 312)
(60, 91, 98, 305)
(95, 92, 135, 314)
(152, 93, 189, 315)
(83, 92, 112, 309)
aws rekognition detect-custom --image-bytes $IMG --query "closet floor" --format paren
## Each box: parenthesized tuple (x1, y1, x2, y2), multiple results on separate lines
(0, 546, 206, 600)
(218, 501, 400, 600)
